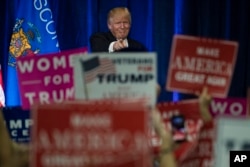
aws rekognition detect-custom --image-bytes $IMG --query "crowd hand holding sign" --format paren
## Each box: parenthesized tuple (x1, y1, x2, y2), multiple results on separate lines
(151, 107, 177, 167)
(197, 87, 213, 123)
(151, 86, 213, 167)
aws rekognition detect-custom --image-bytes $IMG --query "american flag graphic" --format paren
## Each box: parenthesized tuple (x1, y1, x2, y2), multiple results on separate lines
(81, 56, 116, 83)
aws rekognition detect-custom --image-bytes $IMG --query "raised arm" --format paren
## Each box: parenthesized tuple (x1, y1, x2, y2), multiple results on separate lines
(198, 87, 212, 123)
(151, 108, 177, 167)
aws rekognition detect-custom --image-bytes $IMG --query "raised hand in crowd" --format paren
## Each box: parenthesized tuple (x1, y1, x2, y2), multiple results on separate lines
(151, 86, 213, 167)
(197, 87, 213, 123)
(151, 107, 177, 167)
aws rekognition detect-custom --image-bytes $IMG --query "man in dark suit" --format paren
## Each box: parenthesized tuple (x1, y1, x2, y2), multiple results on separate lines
(90, 7, 147, 53)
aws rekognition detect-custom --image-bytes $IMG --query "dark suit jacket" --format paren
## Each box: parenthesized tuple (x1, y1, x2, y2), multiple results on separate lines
(90, 31, 147, 52)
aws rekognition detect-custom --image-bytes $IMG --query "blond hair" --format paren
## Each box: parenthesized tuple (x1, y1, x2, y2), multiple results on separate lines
(107, 7, 131, 24)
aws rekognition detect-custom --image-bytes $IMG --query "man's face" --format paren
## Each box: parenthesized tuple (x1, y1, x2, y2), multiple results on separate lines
(108, 14, 131, 40)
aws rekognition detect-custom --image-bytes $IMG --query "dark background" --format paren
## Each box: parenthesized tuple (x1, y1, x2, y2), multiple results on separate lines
(1, 0, 250, 105)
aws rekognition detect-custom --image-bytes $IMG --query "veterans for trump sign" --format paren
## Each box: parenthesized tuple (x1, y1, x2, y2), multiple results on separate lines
(73, 52, 157, 106)
(166, 34, 238, 97)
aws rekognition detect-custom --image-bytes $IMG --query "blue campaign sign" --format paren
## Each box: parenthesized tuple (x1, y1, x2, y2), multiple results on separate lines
(2, 107, 32, 143)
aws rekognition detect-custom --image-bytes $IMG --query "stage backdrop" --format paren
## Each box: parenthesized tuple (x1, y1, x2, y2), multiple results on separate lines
(1, 0, 250, 107)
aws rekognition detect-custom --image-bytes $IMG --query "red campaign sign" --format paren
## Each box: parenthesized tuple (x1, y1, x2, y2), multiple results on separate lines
(166, 34, 238, 98)
(30, 99, 151, 167)
(178, 122, 215, 167)
(16, 47, 87, 110)
(154, 98, 249, 167)
(155, 100, 215, 167)
(152, 100, 204, 160)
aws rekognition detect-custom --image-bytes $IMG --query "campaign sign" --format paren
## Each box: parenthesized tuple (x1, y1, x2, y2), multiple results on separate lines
(209, 97, 248, 117)
(157, 99, 203, 143)
(2, 106, 31, 143)
(155, 98, 249, 167)
(214, 117, 250, 167)
(73, 52, 157, 106)
(166, 34, 238, 97)
(155, 100, 205, 160)
(30, 100, 151, 167)
(178, 122, 215, 167)
(156, 100, 216, 167)
(16, 47, 87, 109)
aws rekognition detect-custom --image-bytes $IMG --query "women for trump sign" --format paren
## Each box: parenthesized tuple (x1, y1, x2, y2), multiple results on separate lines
(166, 34, 238, 97)
(16, 47, 87, 109)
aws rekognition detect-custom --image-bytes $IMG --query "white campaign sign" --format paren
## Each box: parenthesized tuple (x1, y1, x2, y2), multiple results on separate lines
(214, 117, 250, 167)
(73, 52, 157, 106)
